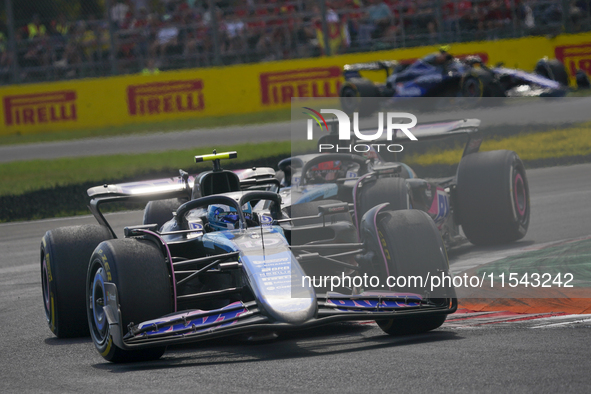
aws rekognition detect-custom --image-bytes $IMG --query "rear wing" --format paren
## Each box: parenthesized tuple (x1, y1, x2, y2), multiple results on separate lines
(87, 176, 193, 199)
(343, 60, 399, 78)
(86, 165, 279, 237)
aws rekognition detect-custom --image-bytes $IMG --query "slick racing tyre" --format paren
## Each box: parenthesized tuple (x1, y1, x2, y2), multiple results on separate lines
(340, 78, 379, 117)
(358, 177, 409, 222)
(87, 238, 173, 363)
(373, 210, 452, 335)
(461, 69, 504, 97)
(143, 198, 185, 229)
(456, 150, 530, 245)
(41, 224, 113, 338)
(535, 58, 569, 86)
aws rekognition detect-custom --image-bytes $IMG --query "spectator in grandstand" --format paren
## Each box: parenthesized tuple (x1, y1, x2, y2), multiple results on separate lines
(141, 57, 160, 74)
(57, 22, 85, 77)
(224, 10, 246, 55)
(538, 0, 563, 25)
(290, 16, 316, 58)
(21, 14, 50, 70)
(245, 7, 266, 53)
(256, 28, 281, 61)
(357, 0, 393, 47)
(23, 14, 47, 41)
(150, 14, 180, 59)
(0, 24, 12, 79)
(460, 3, 487, 41)
(416, 0, 439, 44)
(442, 0, 472, 42)
(117, 6, 149, 60)
(310, 2, 348, 55)
(569, 0, 585, 31)
(96, 22, 111, 62)
(184, 12, 212, 66)
(484, 0, 511, 39)
(342, 0, 364, 46)
(51, 14, 70, 39)
(80, 20, 98, 62)
(111, 0, 131, 28)
(132, 0, 150, 14)
(48, 14, 70, 65)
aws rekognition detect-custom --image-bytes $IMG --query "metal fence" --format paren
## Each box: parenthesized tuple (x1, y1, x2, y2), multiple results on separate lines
(1, 0, 590, 85)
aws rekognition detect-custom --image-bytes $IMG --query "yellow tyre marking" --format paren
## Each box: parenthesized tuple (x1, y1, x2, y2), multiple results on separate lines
(50, 295, 56, 332)
(45, 253, 52, 282)
(100, 336, 113, 357)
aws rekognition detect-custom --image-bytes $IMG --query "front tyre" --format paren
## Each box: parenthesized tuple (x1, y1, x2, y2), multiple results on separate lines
(373, 210, 453, 335)
(456, 150, 530, 245)
(461, 69, 504, 98)
(87, 238, 173, 363)
(41, 225, 113, 338)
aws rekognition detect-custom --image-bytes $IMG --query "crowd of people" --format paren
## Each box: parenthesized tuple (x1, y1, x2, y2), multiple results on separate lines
(2, 0, 591, 83)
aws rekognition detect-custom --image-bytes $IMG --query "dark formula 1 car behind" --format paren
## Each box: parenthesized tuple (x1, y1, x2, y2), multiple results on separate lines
(41, 152, 456, 363)
(276, 118, 530, 249)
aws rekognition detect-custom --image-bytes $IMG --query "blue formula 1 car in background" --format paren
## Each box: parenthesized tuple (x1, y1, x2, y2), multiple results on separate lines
(40, 151, 456, 363)
(339, 49, 572, 116)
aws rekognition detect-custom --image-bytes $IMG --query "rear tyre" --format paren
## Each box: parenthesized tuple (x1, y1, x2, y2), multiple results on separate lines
(535, 59, 569, 86)
(373, 210, 452, 335)
(143, 198, 185, 229)
(87, 238, 172, 363)
(340, 78, 379, 117)
(456, 150, 530, 245)
(358, 177, 408, 221)
(41, 225, 113, 338)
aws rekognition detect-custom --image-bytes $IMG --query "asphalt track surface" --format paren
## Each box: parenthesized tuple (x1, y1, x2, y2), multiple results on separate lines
(2, 97, 591, 163)
(1, 163, 590, 393)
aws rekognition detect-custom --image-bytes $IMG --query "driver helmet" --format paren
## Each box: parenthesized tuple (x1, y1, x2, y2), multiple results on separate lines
(437, 45, 453, 63)
(207, 203, 252, 231)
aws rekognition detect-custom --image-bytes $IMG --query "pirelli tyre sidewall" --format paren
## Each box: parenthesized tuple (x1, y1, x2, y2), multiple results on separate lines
(456, 150, 530, 245)
(41, 224, 113, 338)
(372, 210, 451, 335)
(461, 68, 504, 98)
(87, 238, 172, 362)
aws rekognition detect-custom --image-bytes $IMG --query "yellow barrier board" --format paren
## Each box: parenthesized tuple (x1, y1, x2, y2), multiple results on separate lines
(2, 32, 591, 136)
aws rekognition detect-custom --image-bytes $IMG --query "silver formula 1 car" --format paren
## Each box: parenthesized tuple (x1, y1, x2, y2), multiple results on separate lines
(41, 151, 456, 363)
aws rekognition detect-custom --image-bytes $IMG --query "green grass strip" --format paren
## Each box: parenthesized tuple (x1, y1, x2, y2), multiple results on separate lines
(0, 141, 293, 197)
(1, 123, 590, 199)
(0, 108, 292, 146)
(405, 123, 591, 167)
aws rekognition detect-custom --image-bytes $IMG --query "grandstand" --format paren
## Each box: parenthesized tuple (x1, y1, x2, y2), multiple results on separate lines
(1, 0, 590, 84)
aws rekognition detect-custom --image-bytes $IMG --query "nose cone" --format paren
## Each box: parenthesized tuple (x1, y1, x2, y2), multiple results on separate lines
(241, 249, 316, 325)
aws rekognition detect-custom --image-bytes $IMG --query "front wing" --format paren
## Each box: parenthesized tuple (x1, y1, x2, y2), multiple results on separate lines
(101, 282, 456, 350)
